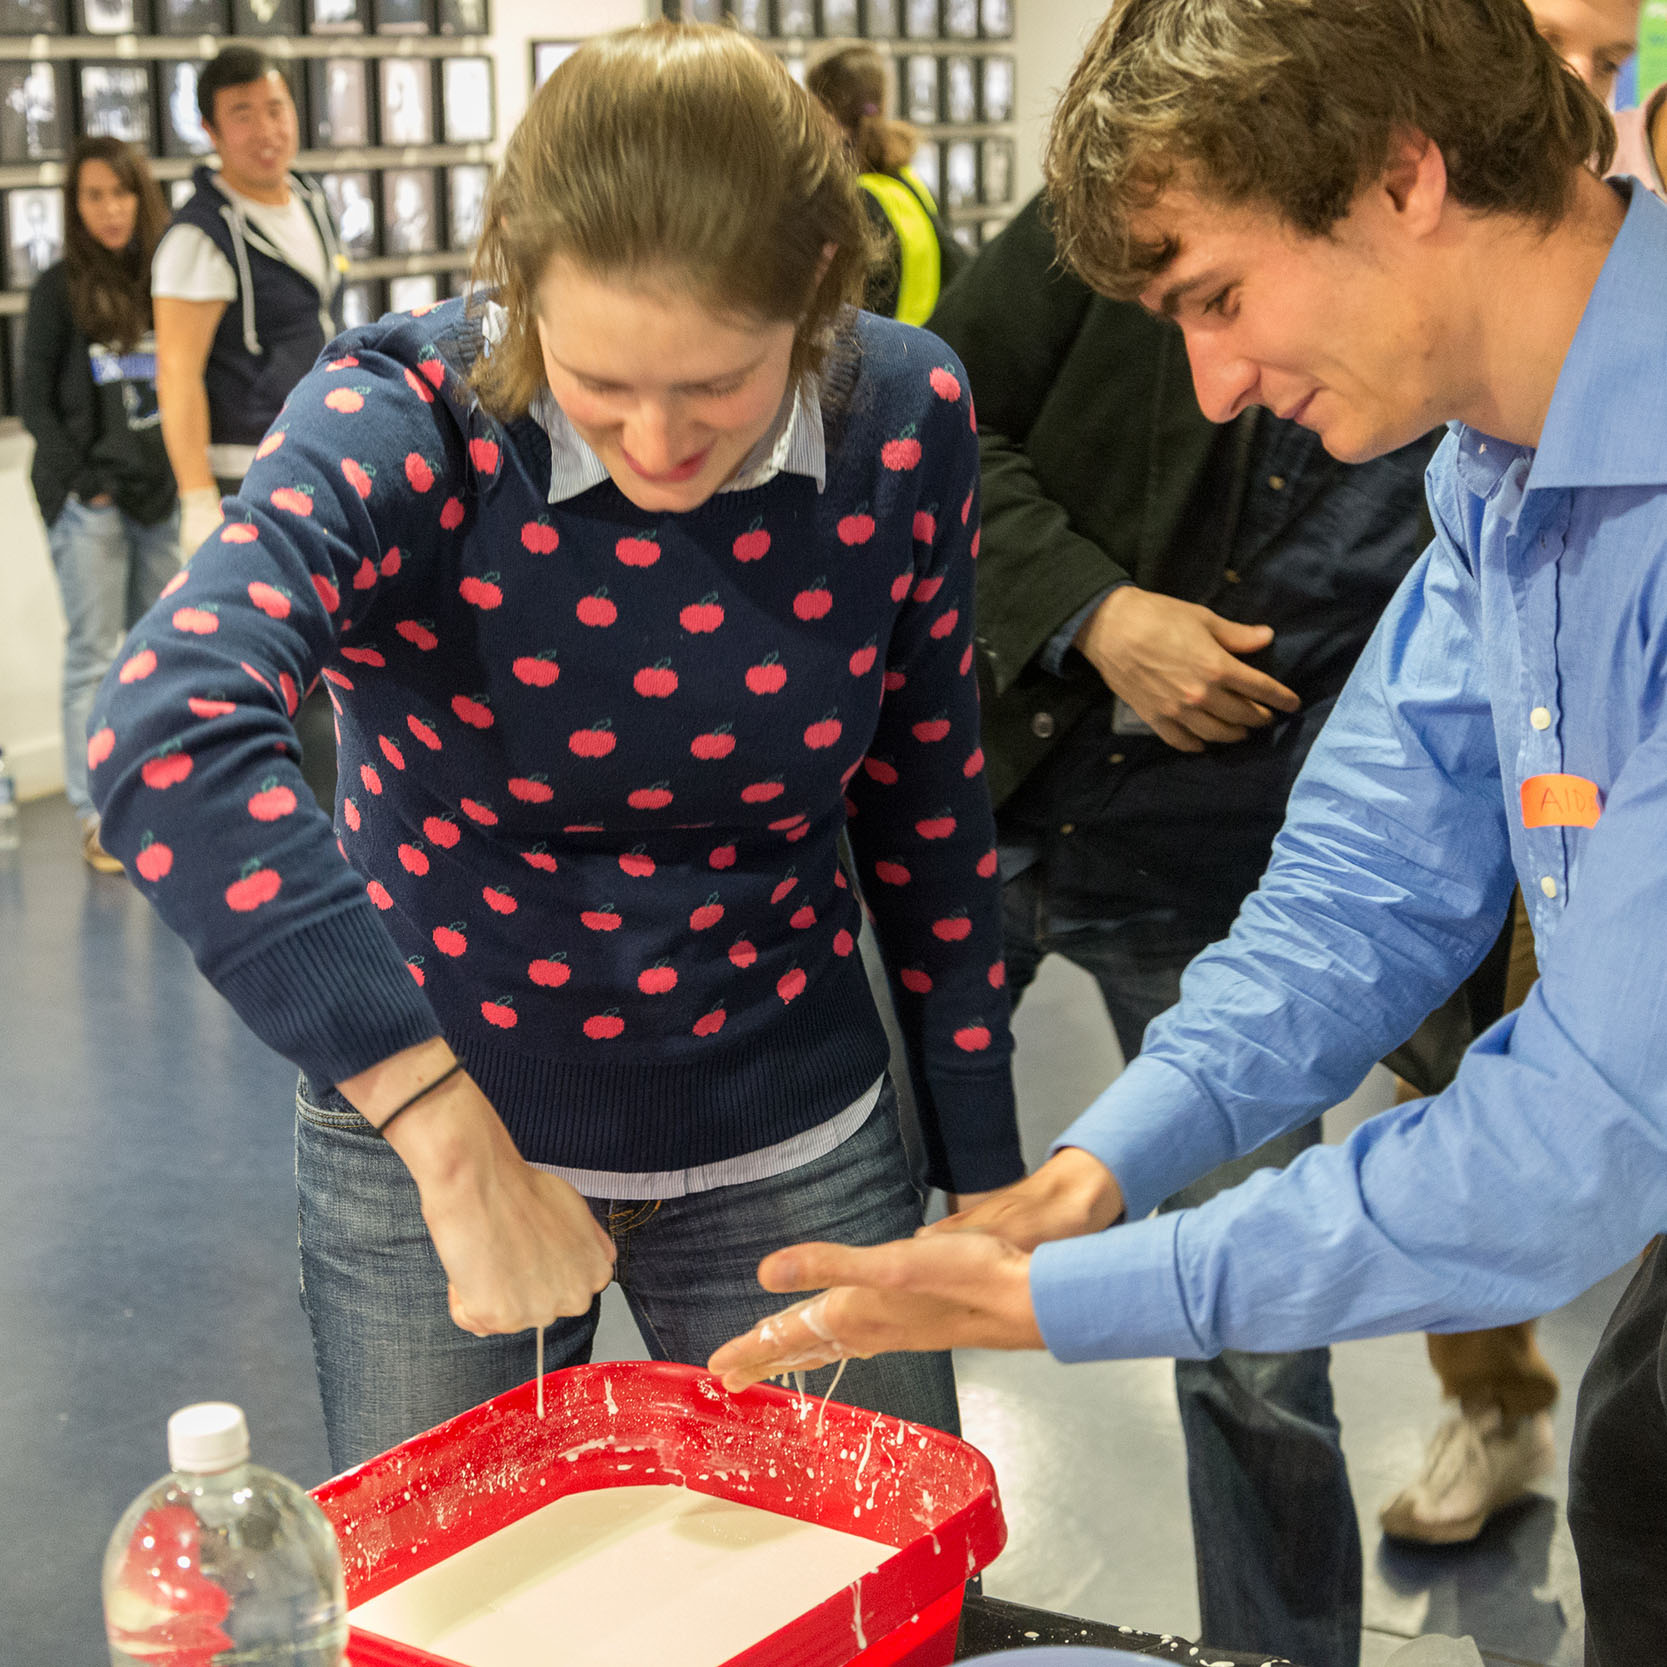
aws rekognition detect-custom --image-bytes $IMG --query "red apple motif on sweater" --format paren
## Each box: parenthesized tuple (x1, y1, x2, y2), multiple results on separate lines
(849, 641, 877, 677)
(313, 574, 341, 613)
(87, 726, 115, 769)
(452, 693, 493, 729)
(226, 859, 281, 912)
(690, 895, 724, 930)
(359, 763, 382, 795)
(433, 922, 468, 956)
(692, 1006, 727, 1037)
(396, 618, 437, 650)
(929, 608, 960, 640)
(679, 595, 724, 634)
(954, 1024, 991, 1052)
(790, 903, 816, 930)
(916, 810, 956, 840)
(913, 509, 936, 543)
(343, 798, 360, 832)
(381, 548, 402, 577)
(930, 366, 962, 401)
(770, 873, 798, 904)
(173, 605, 219, 635)
(577, 590, 616, 627)
(458, 574, 502, 610)
(270, 485, 313, 517)
(461, 798, 497, 825)
(634, 662, 677, 698)
(729, 937, 757, 968)
(912, 715, 950, 743)
(379, 736, 405, 770)
(584, 1011, 625, 1040)
(325, 385, 366, 414)
(522, 844, 558, 872)
(440, 497, 465, 531)
(403, 367, 435, 404)
(521, 519, 559, 554)
(481, 997, 517, 1029)
(741, 780, 783, 803)
(398, 842, 429, 876)
(890, 571, 912, 603)
(932, 913, 972, 942)
(342, 458, 374, 499)
(976, 848, 999, 878)
(134, 834, 172, 882)
(709, 843, 736, 869)
(405, 452, 435, 492)
(616, 532, 661, 567)
(407, 714, 442, 751)
(221, 522, 258, 543)
(881, 431, 921, 471)
(258, 426, 288, 456)
(912, 575, 943, 603)
(581, 906, 622, 932)
(248, 582, 291, 619)
(509, 776, 553, 803)
(900, 967, 932, 994)
(620, 848, 656, 878)
(989, 961, 1007, 988)
(424, 814, 459, 848)
(638, 962, 677, 995)
(863, 756, 899, 785)
(794, 580, 833, 620)
(777, 967, 807, 1003)
(874, 860, 911, 886)
(248, 779, 297, 821)
(733, 520, 770, 562)
(837, 511, 875, 546)
(514, 653, 561, 687)
(483, 886, 517, 914)
(469, 436, 500, 474)
(529, 953, 570, 987)
(690, 725, 735, 759)
(963, 746, 985, 778)
(352, 556, 377, 591)
(367, 879, 393, 910)
(746, 654, 786, 695)
(188, 696, 236, 719)
(407, 956, 424, 986)
(628, 784, 673, 810)
(568, 721, 615, 758)
(803, 712, 842, 750)
(142, 747, 192, 790)
(833, 928, 854, 957)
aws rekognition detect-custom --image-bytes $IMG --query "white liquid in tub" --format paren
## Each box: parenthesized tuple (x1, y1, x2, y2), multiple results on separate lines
(348, 1485, 889, 1667)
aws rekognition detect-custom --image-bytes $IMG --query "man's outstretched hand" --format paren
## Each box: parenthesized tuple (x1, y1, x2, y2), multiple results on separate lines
(707, 1233, 1042, 1392)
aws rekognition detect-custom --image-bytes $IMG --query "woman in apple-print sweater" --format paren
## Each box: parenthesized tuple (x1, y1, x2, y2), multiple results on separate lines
(90, 22, 1019, 1472)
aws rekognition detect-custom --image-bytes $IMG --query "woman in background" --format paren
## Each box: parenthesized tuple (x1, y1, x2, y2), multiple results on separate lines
(21, 137, 177, 872)
(808, 44, 966, 322)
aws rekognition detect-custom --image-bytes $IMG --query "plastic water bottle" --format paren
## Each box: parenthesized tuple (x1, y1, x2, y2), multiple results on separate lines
(102, 1403, 348, 1666)
(0, 747, 19, 852)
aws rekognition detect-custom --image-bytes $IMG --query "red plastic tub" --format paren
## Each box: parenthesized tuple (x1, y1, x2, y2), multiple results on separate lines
(311, 1361, 1006, 1667)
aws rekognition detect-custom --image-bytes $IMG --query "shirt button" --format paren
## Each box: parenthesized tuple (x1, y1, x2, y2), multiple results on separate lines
(1267, 475, 1285, 490)
(1031, 711, 1055, 738)
(1540, 876, 1558, 899)
(1223, 568, 1241, 584)
(1107, 753, 1125, 766)
(1059, 822, 1075, 836)
(1530, 706, 1551, 730)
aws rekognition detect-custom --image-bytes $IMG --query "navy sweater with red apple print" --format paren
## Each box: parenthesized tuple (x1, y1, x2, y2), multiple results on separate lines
(90, 300, 1021, 1191)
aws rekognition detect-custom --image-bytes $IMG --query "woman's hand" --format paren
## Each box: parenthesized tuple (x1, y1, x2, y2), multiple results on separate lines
(707, 1233, 1042, 1393)
(341, 1041, 616, 1335)
(921, 1147, 1125, 1250)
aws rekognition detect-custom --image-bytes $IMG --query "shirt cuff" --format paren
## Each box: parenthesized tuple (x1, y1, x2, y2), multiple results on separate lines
(1038, 582, 1125, 679)
(1048, 1052, 1232, 1222)
(1031, 1212, 1205, 1362)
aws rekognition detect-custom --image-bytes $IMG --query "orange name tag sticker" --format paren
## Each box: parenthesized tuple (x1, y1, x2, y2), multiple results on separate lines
(1521, 773, 1603, 829)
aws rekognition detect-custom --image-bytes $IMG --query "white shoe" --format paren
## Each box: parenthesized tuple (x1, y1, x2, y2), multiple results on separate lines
(1379, 1405, 1555, 1544)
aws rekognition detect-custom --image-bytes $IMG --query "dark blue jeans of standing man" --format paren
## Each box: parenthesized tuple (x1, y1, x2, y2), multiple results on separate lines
(1002, 865, 1362, 1667)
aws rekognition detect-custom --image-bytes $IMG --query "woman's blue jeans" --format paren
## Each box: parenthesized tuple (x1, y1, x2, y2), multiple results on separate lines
(1002, 866, 1362, 1667)
(47, 496, 181, 820)
(295, 1075, 958, 1476)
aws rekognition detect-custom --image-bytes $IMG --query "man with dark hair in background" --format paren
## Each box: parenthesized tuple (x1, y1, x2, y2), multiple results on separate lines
(153, 45, 344, 807)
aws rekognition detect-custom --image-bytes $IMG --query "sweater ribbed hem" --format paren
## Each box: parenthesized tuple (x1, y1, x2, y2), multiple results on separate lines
(216, 903, 442, 1088)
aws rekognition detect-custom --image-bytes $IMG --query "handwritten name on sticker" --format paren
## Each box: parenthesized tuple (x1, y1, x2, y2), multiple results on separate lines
(1520, 773, 1602, 830)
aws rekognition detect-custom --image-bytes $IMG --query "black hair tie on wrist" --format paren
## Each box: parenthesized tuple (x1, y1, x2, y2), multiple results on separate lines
(375, 1059, 465, 1136)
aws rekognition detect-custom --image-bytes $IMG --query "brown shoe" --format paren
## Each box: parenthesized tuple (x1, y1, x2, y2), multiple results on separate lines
(81, 821, 124, 874)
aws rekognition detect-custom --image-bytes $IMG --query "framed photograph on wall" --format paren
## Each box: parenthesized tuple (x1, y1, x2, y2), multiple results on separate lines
(909, 138, 940, 201)
(730, 0, 769, 34)
(774, 0, 812, 34)
(819, 0, 858, 35)
(340, 278, 381, 330)
(530, 40, 578, 91)
(439, 56, 493, 143)
(0, 0, 67, 32)
(980, 134, 1012, 203)
(77, 0, 141, 32)
(979, 53, 1013, 122)
(80, 62, 154, 147)
(6, 186, 64, 289)
(379, 57, 435, 146)
(942, 53, 976, 123)
(232, 0, 301, 31)
(308, 57, 372, 148)
(321, 169, 377, 258)
(941, 0, 977, 39)
(374, 0, 430, 32)
(161, 61, 214, 156)
(307, 0, 368, 33)
(437, 0, 486, 31)
(943, 136, 979, 208)
(445, 161, 488, 249)
(902, 54, 938, 124)
(154, 0, 225, 30)
(382, 166, 438, 254)
(862, 0, 899, 36)
(388, 273, 439, 313)
(903, 0, 936, 39)
(978, 0, 1010, 35)
(0, 61, 69, 165)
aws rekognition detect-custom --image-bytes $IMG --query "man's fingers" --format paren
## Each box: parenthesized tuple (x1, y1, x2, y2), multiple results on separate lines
(757, 1240, 906, 1295)
(1216, 656, 1302, 713)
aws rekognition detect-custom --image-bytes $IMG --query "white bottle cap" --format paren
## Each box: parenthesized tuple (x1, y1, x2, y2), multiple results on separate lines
(168, 1403, 251, 1474)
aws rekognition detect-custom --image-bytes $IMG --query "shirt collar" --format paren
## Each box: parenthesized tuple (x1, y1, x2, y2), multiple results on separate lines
(1525, 180, 1667, 493)
(479, 300, 826, 506)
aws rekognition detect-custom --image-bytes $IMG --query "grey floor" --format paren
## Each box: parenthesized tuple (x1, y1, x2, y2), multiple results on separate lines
(0, 793, 1619, 1665)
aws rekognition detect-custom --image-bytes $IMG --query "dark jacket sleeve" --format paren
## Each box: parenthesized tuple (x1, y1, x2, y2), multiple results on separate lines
(19, 265, 95, 526)
(928, 196, 1133, 703)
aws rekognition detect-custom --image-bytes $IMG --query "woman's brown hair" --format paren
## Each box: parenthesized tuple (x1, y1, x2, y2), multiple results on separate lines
(1046, 0, 1616, 300)
(808, 44, 918, 176)
(65, 137, 169, 351)
(470, 22, 873, 422)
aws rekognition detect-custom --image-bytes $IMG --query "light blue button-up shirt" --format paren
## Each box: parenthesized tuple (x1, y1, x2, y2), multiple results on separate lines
(1031, 181, 1667, 1362)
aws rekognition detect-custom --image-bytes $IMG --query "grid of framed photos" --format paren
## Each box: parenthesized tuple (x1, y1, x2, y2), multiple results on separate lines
(0, 0, 489, 30)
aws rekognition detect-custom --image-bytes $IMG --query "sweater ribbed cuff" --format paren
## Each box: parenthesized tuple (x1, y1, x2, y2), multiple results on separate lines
(917, 1065, 1023, 1194)
(215, 902, 442, 1089)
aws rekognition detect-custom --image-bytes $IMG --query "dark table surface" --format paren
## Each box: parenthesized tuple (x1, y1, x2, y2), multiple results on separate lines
(956, 1594, 1298, 1664)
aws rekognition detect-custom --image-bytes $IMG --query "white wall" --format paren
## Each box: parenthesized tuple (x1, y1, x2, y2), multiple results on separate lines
(1011, 0, 1110, 208)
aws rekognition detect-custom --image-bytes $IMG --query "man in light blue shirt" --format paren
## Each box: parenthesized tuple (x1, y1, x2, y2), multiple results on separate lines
(711, 0, 1667, 1655)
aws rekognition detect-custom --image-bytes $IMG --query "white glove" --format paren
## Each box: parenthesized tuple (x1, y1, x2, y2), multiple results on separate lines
(179, 489, 223, 563)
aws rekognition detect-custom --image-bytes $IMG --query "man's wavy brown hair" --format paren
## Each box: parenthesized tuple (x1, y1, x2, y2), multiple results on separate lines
(470, 22, 872, 421)
(1044, 0, 1616, 300)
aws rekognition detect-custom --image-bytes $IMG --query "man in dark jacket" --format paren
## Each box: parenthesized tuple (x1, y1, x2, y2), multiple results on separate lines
(928, 194, 1435, 1667)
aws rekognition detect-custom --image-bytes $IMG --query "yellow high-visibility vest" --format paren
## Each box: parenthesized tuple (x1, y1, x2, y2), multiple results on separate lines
(857, 167, 942, 326)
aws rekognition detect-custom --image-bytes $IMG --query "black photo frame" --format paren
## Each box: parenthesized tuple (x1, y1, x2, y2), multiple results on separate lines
(378, 57, 435, 146)
(862, 0, 899, 36)
(374, 0, 430, 33)
(439, 56, 493, 144)
(154, 0, 226, 30)
(903, 0, 936, 39)
(530, 40, 578, 91)
(980, 134, 1012, 203)
(308, 56, 372, 148)
(388, 272, 439, 313)
(232, 0, 301, 31)
(307, 0, 368, 33)
(437, 0, 486, 31)
(979, 53, 1013, 123)
(6, 186, 64, 289)
(0, 0, 67, 32)
(161, 60, 215, 157)
(321, 169, 377, 258)
(79, 61, 154, 148)
(77, 0, 143, 32)
(942, 53, 977, 123)
(381, 165, 439, 255)
(943, 136, 979, 208)
(902, 54, 938, 125)
(0, 61, 70, 165)
(339, 277, 382, 330)
(444, 161, 488, 250)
